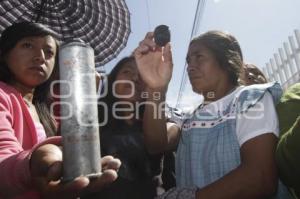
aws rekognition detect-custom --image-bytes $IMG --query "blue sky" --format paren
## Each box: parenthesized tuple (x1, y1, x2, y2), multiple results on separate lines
(104, 0, 300, 108)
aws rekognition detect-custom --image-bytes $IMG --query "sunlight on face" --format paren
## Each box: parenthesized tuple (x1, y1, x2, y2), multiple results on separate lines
(5, 35, 57, 90)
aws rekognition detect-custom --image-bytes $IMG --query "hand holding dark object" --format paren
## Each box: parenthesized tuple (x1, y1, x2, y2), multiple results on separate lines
(154, 25, 171, 47)
(134, 32, 173, 91)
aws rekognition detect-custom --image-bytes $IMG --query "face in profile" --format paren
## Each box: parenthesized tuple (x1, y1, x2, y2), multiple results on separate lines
(5, 35, 57, 89)
(113, 60, 144, 102)
(186, 41, 229, 94)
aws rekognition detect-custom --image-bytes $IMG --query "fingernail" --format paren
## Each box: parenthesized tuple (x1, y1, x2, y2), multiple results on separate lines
(74, 176, 90, 185)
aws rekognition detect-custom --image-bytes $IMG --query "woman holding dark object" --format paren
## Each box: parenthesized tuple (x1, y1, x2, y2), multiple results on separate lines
(134, 30, 292, 198)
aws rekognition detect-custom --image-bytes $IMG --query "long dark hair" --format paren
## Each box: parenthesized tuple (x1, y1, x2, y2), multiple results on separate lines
(0, 21, 59, 137)
(98, 56, 144, 127)
(190, 30, 244, 86)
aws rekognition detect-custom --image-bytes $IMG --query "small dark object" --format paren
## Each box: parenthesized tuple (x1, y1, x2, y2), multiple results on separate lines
(154, 25, 170, 47)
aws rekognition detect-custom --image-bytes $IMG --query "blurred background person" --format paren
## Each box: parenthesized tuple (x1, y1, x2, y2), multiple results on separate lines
(242, 63, 268, 85)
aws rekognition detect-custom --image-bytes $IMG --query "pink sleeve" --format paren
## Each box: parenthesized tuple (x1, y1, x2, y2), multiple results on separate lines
(0, 94, 32, 195)
(0, 137, 61, 197)
(0, 92, 61, 196)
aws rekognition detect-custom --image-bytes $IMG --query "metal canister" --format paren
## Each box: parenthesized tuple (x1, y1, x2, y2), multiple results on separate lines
(59, 39, 101, 181)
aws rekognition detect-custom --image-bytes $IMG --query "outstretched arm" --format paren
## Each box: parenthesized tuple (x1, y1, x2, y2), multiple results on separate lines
(134, 32, 179, 153)
(30, 140, 121, 199)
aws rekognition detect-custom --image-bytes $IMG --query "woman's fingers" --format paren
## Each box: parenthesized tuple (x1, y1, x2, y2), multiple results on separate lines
(135, 32, 157, 56)
(80, 156, 120, 194)
(101, 155, 121, 171)
(144, 31, 154, 40)
(31, 147, 121, 198)
(30, 144, 62, 178)
(163, 43, 173, 66)
(43, 176, 89, 199)
(47, 161, 63, 181)
(80, 169, 118, 196)
(61, 176, 90, 194)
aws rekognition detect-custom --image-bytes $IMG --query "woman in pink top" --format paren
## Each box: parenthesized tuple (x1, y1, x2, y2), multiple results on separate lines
(0, 22, 121, 199)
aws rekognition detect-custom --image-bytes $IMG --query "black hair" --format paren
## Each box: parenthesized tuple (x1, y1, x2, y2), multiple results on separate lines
(0, 21, 59, 136)
(98, 56, 144, 127)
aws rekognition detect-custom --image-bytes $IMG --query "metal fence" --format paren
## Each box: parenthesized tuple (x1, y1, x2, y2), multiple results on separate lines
(263, 29, 300, 90)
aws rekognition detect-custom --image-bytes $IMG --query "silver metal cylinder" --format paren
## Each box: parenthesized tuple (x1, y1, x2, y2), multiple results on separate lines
(59, 39, 101, 181)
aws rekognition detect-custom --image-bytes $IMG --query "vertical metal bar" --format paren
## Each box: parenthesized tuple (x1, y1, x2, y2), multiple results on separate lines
(289, 36, 300, 70)
(266, 63, 275, 81)
(295, 29, 300, 48)
(294, 30, 300, 84)
(283, 42, 298, 85)
(284, 42, 296, 75)
(270, 58, 279, 83)
(274, 53, 286, 83)
(265, 63, 274, 81)
(279, 48, 291, 81)
(262, 67, 268, 80)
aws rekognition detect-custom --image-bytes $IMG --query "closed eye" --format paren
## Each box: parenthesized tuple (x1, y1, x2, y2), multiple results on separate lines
(195, 53, 204, 59)
(45, 48, 55, 58)
(122, 69, 133, 75)
(186, 53, 204, 64)
(21, 42, 33, 49)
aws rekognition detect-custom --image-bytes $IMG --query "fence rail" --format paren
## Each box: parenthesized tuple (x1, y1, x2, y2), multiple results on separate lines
(263, 29, 300, 90)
